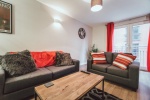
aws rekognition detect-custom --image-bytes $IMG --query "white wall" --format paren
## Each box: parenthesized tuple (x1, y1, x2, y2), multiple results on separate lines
(0, 0, 92, 65)
(92, 24, 107, 51)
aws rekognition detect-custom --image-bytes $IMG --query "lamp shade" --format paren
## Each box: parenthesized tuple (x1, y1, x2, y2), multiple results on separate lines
(91, 0, 103, 12)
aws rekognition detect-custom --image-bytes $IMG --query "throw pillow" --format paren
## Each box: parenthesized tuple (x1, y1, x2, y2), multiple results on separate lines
(55, 52, 63, 66)
(0, 55, 2, 65)
(1, 50, 36, 77)
(113, 53, 136, 70)
(60, 53, 74, 66)
(91, 52, 107, 64)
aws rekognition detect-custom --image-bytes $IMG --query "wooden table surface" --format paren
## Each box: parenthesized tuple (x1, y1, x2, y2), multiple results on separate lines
(35, 71, 104, 100)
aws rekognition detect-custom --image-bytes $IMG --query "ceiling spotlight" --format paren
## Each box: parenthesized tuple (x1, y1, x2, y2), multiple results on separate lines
(91, 0, 103, 12)
(54, 18, 61, 24)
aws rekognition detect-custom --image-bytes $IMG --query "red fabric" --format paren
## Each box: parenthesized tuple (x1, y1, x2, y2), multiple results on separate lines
(9, 52, 16, 54)
(107, 22, 114, 52)
(147, 28, 150, 72)
(31, 51, 57, 68)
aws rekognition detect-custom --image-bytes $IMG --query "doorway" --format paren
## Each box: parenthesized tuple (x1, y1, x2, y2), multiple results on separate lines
(113, 23, 150, 70)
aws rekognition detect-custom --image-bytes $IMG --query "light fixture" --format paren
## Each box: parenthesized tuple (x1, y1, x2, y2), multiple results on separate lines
(91, 0, 103, 12)
(54, 18, 61, 24)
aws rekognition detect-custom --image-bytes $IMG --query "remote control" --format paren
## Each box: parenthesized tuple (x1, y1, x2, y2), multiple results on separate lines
(81, 70, 90, 74)
(44, 82, 54, 88)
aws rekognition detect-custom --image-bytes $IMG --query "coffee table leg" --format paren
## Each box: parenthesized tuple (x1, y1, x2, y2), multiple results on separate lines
(34, 92, 37, 100)
(102, 79, 104, 98)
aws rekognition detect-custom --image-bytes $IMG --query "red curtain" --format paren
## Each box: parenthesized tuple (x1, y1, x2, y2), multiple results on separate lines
(147, 28, 150, 72)
(107, 22, 114, 52)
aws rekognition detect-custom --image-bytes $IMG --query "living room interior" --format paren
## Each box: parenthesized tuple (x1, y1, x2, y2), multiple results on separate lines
(0, 0, 150, 100)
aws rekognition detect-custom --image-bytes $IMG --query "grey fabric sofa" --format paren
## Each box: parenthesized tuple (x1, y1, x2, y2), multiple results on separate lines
(0, 59, 79, 100)
(87, 52, 139, 90)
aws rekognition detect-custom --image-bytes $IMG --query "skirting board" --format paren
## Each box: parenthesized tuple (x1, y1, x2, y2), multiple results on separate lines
(80, 62, 87, 65)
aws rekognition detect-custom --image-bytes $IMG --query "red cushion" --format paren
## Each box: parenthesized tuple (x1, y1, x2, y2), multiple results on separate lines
(91, 52, 107, 64)
(113, 53, 136, 70)
(31, 51, 57, 68)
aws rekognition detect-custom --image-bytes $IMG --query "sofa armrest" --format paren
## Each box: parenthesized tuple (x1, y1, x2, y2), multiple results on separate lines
(87, 59, 92, 71)
(128, 61, 140, 89)
(72, 59, 80, 71)
(129, 61, 140, 79)
(0, 67, 5, 96)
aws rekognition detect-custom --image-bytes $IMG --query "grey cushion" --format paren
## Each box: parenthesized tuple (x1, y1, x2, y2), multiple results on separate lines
(0, 55, 2, 65)
(56, 52, 74, 66)
(46, 65, 76, 79)
(60, 53, 73, 66)
(112, 53, 118, 61)
(55, 52, 62, 66)
(0, 65, 5, 96)
(107, 65, 128, 78)
(92, 64, 111, 72)
(4, 68, 52, 94)
(1, 50, 36, 77)
(104, 52, 113, 64)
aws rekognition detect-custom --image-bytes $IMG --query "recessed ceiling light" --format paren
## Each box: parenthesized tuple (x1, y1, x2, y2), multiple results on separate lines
(83, 0, 91, 3)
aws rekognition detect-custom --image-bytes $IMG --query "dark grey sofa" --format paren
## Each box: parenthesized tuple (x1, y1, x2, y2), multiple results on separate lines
(87, 52, 140, 90)
(0, 59, 79, 100)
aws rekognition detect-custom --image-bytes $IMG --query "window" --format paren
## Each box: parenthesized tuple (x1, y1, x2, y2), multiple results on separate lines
(113, 27, 127, 52)
(113, 23, 150, 70)
(132, 26, 140, 41)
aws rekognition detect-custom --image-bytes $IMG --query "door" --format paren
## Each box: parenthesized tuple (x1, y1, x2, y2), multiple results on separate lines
(113, 23, 150, 70)
(130, 23, 150, 70)
(113, 26, 129, 53)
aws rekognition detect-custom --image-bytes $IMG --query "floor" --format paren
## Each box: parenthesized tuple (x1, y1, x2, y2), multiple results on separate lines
(29, 64, 150, 100)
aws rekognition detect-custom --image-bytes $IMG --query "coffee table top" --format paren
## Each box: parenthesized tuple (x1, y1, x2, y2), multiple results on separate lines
(35, 71, 104, 100)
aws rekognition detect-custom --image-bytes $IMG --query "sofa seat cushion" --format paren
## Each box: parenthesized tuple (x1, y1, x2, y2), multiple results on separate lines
(4, 68, 52, 94)
(92, 64, 111, 72)
(107, 65, 128, 78)
(46, 65, 76, 79)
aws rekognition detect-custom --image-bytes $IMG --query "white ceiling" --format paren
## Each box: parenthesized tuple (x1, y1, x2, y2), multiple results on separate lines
(38, 0, 150, 27)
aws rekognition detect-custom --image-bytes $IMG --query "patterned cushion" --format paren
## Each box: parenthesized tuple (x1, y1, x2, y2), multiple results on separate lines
(55, 52, 63, 66)
(1, 50, 36, 77)
(113, 53, 136, 70)
(91, 52, 107, 64)
(55, 52, 73, 66)
(0, 55, 2, 65)
(60, 53, 74, 66)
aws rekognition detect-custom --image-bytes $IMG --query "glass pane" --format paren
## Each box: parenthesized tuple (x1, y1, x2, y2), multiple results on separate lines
(113, 27, 127, 52)
(131, 23, 150, 70)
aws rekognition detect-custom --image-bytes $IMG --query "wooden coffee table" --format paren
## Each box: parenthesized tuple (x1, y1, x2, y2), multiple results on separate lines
(34, 71, 104, 100)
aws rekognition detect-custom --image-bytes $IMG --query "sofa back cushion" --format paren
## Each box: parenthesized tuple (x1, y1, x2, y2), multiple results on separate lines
(104, 52, 113, 64)
(112, 53, 118, 61)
